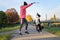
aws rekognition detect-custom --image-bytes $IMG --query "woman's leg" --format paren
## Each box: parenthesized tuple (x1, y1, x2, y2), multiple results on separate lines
(24, 18, 28, 30)
(24, 18, 29, 34)
(19, 18, 24, 33)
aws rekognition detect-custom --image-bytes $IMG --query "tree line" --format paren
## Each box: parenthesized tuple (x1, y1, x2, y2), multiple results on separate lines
(0, 8, 33, 28)
(0, 8, 19, 28)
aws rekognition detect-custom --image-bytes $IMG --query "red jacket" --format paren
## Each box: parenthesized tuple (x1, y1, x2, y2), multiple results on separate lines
(20, 3, 33, 18)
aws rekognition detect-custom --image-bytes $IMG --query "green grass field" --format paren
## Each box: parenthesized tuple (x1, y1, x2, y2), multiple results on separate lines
(0, 24, 20, 32)
(45, 26, 60, 36)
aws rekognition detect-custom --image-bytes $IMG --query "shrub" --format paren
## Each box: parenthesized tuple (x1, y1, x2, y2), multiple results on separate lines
(5, 8, 19, 24)
(0, 11, 7, 28)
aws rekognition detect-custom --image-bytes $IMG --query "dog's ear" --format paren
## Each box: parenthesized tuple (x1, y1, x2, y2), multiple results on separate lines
(37, 13, 40, 17)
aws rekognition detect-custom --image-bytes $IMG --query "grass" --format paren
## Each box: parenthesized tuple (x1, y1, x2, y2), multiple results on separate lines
(44, 26, 60, 36)
(0, 34, 11, 40)
(0, 24, 20, 40)
(0, 24, 20, 32)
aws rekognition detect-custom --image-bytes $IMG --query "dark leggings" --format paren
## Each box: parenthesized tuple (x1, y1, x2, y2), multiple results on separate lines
(20, 18, 28, 31)
(36, 24, 42, 32)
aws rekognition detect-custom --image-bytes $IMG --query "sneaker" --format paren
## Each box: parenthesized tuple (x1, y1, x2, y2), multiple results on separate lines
(37, 30, 40, 32)
(25, 31, 29, 34)
(19, 33, 22, 35)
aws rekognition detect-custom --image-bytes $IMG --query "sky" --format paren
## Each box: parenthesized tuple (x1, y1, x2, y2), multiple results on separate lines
(0, 0, 60, 20)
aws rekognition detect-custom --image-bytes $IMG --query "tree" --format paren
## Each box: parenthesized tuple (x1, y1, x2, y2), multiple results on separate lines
(50, 14, 56, 21)
(5, 8, 19, 24)
(54, 14, 56, 20)
(0, 11, 7, 28)
(26, 14, 33, 22)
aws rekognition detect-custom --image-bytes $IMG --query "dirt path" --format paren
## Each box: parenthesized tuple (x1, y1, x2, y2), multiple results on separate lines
(10, 25, 59, 40)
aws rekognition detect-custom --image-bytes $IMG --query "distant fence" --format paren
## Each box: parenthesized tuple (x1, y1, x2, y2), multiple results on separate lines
(40, 21, 60, 27)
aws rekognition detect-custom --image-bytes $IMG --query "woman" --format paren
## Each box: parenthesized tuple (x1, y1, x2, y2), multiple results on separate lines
(19, 1, 35, 35)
